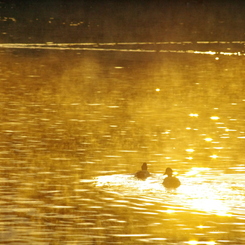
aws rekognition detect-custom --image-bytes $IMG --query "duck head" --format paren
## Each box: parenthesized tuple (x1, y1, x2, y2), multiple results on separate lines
(164, 167, 173, 177)
(141, 162, 148, 171)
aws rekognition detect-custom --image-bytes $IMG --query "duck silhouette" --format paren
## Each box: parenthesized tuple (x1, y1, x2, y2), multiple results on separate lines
(162, 167, 181, 188)
(135, 162, 150, 180)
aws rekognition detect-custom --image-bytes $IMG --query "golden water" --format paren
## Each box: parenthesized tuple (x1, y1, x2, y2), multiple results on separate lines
(0, 47, 244, 244)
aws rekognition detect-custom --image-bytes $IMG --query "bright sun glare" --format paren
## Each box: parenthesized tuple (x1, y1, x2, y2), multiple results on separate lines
(210, 116, 220, 120)
(186, 148, 195, 153)
(182, 168, 232, 216)
(189, 113, 199, 117)
(186, 241, 216, 245)
(191, 198, 230, 216)
(95, 167, 234, 217)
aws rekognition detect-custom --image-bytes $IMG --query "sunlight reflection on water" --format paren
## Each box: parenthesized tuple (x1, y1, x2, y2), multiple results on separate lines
(0, 47, 245, 244)
(0, 41, 244, 57)
(94, 167, 245, 217)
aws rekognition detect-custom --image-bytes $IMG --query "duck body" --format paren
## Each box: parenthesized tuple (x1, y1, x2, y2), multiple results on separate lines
(135, 162, 150, 180)
(135, 170, 150, 180)
(163, 176, 181, 188)
(162, 167, 181, 188)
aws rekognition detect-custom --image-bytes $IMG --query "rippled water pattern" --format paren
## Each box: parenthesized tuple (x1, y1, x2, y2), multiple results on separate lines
(0, 47, 244, 244)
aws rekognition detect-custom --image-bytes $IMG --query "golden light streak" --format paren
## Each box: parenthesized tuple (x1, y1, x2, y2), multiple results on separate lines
(186, 240, 216, 245)
(187, 240, 198, 245)
(204, 137, 213, 142)
(210, 116, 219, 120)
(155, 88, 160, 92)
(0, 42, 244, 56)
(186, 241, 215, 245)
(225, 128, 236, 132)
(189, 113, 199, 117)
(186, 149, 195, 153)
(210, 154, 218, 159)
(216, 211, 232, 217)
(194, 50, 216, 55)
(197, 225, 204, 229)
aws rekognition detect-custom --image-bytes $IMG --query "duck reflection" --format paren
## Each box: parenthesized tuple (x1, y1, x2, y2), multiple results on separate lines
(162, 167, 181, 188)
(135, 162, 150, 180)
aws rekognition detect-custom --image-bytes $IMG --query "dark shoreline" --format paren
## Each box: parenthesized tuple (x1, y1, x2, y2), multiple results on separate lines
(1, 0, 245, 43)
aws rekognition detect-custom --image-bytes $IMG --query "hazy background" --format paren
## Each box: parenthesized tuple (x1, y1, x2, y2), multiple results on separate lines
(1, 1, 245, 244)
(1, 0, 245, 43)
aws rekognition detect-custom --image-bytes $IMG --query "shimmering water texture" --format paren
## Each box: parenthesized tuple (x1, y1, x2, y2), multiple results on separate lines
(0, 47, 245, 244)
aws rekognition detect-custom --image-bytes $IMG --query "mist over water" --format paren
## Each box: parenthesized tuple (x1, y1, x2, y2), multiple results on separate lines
(0, 0, 245, 244)
(0, 47, 244, 244)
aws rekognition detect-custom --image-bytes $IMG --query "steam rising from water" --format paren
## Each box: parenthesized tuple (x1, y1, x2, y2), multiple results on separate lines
(0, 47, 244, 244)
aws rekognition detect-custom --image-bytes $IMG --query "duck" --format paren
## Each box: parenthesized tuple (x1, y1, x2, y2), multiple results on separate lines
(162, 167, 181, 188)
(135, 162, 150, 180)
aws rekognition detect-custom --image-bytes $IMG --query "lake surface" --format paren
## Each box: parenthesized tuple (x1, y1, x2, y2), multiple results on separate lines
(0, 45, 245, 244)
